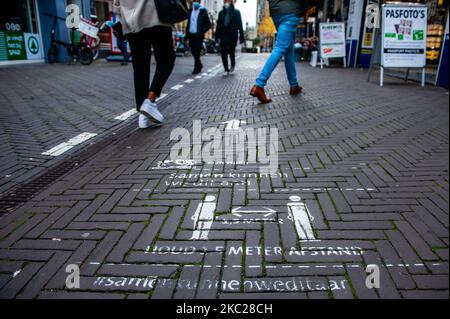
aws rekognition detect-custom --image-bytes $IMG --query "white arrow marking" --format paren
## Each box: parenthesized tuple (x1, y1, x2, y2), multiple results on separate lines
(231, 207, 276, 217)
(221, 119, 246, 130)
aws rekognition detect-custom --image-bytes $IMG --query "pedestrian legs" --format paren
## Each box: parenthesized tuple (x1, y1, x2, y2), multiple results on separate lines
(221, 44, 236, 73)
(149, 26, 176, 97)
(117, 38, 129, 65)
(255, 14, 300, 88)
(284, 38, 299, 87)
(189, 36, 203, 73)
(128, 26, 175, 111)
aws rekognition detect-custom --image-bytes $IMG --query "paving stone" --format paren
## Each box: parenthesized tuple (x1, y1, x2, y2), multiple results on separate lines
(0, 54, 447, 299)
(173, 265, 202, 299)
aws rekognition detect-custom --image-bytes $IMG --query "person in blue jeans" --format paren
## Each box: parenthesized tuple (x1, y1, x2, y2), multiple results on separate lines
(250, 0, 304, 103)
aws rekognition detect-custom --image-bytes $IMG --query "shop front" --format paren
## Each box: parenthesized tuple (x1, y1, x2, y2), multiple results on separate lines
(368, 0, 448, 87)
(321, 0, 449, 88)
(0, 0, 44, 65)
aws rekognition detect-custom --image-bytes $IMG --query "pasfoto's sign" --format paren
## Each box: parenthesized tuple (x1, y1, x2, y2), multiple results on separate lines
(319, 22, 346, 59)
(381, 4, 427, 68)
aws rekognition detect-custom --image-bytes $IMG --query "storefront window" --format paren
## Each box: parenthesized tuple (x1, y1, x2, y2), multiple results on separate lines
(0, 0, 42, 62)
(0, 0, 37, 33)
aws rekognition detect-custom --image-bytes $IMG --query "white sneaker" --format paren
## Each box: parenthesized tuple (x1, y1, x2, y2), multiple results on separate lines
(138, 113, 152, 129)
(223, 71, 229, 77)
(140, 99, 164, 124)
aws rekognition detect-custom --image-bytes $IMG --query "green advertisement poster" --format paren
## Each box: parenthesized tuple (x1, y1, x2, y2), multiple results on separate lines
(0, 32, 8, 60)
(4, 31, 26, 60)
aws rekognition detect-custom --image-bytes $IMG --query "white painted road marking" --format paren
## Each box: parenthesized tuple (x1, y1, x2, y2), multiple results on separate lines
(232, 207, 276, 218)
(157, 93, 168, 101)
(115, 109, 137, 121)
(171, 84, 184, 90)
(288, 196, 316, 241)
(42, 132, 97, 157)
(222, 119, 246, 130)
(191, 195, 216, 240)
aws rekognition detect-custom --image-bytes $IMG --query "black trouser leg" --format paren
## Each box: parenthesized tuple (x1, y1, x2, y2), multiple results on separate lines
(128, 29, 151, 111)
(149, 26, 176, 96)
(229, 45, 236, 68)
(221, 44, 230, 71)
(128, 27, 175, 111)
(189, 37, 203, 71)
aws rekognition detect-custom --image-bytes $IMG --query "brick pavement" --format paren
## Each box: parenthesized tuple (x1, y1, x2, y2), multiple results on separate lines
(0, 54, 448, 299)
(0, 56, 221, 196)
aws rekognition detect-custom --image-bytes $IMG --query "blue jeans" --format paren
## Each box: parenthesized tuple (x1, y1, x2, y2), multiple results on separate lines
(256, 14, 300, 88)
(117, 38, 129, 62)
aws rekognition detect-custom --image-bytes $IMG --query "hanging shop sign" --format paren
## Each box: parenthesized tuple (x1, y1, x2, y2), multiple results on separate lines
(381, 4, 428, 68)
(319, 22, 346, 59)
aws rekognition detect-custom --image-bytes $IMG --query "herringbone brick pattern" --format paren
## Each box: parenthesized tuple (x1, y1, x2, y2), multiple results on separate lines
(0, 54, 448, 299)
(0, 57, 219, 196)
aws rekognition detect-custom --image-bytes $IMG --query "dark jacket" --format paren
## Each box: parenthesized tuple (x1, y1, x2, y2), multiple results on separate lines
(186, 7, 211, 39)
(215, 6, 244, 46)
(112, 21, 126, 41)
(268, 0, 303, 18)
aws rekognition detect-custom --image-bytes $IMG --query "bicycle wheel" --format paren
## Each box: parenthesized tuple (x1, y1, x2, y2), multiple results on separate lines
(79, 46, 94, 65)
(47, 44, 58, 64)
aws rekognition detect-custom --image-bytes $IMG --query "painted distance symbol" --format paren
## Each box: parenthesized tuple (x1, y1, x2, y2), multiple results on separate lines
(287, 196, 316, 241)
(190, 195, 216, 240)
(231, 207, 276, 218)
(189, 195, 316, 242)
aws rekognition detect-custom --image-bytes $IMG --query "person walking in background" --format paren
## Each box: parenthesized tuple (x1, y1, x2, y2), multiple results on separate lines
(250, 0, 304, 103)
(113, 0, 176, 129)
(186, 2, 211, 75)
(105, 20, 129, 65)
(215, 0, 245, 76)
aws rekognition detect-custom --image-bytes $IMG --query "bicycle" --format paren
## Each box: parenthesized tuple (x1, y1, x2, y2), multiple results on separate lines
(44, 13, 95, 65)
(80, 16, 101, 61)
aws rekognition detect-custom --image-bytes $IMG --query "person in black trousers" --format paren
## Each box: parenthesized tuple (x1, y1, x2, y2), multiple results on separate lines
(128, 26, 175, 109)
(215, 0, 245, 75)
(115, 0, 176, 129)
(186, 2, 211, 75)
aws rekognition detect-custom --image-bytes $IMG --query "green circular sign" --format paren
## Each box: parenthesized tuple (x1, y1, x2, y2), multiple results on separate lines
(27, 36, 39, 54)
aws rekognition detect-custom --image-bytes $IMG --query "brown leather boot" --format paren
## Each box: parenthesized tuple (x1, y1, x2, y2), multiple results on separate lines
(250, 85, 272, 104)
(148, 91, 159, 103)
(290, 86, 303, 95)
